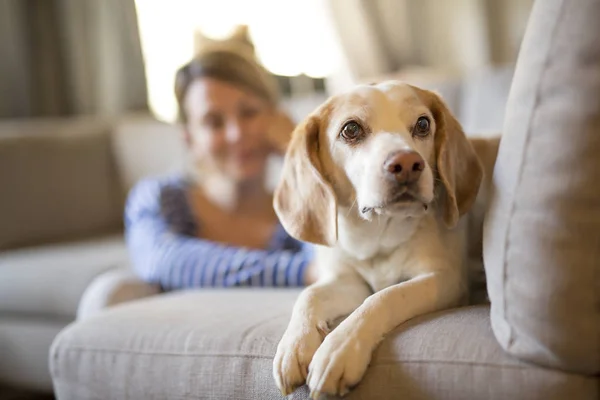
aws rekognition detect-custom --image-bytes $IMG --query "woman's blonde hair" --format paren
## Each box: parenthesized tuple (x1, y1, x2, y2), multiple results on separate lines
(174, 32, 279, 122)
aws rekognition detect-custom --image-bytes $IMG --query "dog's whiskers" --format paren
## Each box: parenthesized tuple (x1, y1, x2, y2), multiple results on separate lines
(346, 197, 358, 217)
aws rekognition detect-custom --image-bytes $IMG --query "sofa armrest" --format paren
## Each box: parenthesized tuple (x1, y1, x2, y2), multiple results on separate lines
(76, 269, 161, 320)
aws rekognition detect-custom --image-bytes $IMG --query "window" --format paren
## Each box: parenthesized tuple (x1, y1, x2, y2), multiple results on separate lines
(135, 0, 342, 122)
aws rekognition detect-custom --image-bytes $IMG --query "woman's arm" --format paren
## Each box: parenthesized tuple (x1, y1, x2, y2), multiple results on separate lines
(124, 178, 313, 290)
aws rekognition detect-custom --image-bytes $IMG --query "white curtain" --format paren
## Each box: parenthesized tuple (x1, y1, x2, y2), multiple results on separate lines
(0, 0, 148, 119)
(57, 0, 148, 116)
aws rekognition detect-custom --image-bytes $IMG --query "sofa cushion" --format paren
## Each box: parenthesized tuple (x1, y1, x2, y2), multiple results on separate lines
(50, 290, 598, 400)
(0, 117, 123, 249)
(0, 235, 129, 320)
(484, 0, 600, 374)
(459, 64, 514, 135)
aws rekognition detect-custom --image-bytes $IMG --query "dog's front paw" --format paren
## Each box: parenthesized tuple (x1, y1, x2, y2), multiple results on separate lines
(306, 330, 372, 399)
(273, 323, 328, 396)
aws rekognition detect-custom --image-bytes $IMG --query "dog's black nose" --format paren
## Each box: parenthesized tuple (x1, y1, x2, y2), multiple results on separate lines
(383, 150, 425, 184)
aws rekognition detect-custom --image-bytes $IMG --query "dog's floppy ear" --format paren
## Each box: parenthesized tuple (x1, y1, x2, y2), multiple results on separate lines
(428, 91, 483, 228)
(273, 110, 337, 246)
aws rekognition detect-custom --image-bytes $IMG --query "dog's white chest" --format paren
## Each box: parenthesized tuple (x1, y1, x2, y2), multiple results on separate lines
(353, 253, 410, 292)
(337, 214, 422, 291)
(337, 214, 419, 260)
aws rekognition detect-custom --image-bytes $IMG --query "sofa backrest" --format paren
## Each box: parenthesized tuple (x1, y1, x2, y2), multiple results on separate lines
(0, 117, 123, 249)
(110, 113, 186, 194)
(0, 113, 189, 250)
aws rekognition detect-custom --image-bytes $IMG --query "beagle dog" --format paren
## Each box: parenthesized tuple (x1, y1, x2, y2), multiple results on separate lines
(272, 81, 499, 398)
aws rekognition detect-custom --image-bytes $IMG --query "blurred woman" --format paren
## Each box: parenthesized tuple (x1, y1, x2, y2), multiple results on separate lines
(124, 32, 316, 290)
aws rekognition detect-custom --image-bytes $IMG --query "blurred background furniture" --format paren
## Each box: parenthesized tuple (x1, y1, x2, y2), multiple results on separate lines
(0, 115, 168, 392)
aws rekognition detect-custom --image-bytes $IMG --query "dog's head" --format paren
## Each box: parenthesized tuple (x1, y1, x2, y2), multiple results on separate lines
(274, 81, 483, 247)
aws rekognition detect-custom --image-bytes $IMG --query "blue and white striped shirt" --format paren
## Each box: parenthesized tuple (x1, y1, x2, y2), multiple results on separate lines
(124, 175, 314, 290)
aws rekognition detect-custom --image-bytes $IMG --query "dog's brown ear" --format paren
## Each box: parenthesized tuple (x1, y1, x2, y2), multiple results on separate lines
(428, 91, 483, 228)
(273, 111, 337, 246)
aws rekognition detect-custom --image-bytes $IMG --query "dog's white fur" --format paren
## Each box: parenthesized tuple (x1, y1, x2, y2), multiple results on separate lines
(272, 81, 499, 398)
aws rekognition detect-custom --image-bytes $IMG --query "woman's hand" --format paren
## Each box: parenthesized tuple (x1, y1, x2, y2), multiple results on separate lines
(267, 109, 296, 155)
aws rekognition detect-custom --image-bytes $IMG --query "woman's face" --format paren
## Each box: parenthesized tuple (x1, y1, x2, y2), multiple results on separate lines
(183, 77, 274, 182)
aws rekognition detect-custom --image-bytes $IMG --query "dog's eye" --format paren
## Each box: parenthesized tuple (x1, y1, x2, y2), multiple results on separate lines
(413, 116, 430, 137)
(340, 121, 364, 142)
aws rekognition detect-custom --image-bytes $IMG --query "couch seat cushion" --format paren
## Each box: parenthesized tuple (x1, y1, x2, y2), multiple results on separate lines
(50, 290, 597, 400)
(0, 235, 129, 320)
